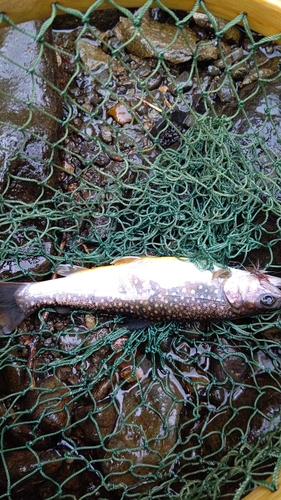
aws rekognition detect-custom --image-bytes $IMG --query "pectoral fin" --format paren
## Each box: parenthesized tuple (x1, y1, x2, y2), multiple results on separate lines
(223, 280, 243, 309)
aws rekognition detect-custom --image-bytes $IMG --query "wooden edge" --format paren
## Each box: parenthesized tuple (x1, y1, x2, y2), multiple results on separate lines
(1, 0, 281, 499)
(0, 0, 280, 36)
(243, 475, 281, 500)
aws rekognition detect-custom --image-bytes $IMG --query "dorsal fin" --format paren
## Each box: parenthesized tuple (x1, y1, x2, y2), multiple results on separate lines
(212, 268, 231, 280)
(56, 264, 89, 277)
(111, 256, 141, 266)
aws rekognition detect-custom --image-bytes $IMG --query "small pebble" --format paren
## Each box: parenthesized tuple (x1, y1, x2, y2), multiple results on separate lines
(207, 65, 221, 76)
(107, 103, 133, 125)
(61, 161, 75, 174)
(100, 125, 113, 143)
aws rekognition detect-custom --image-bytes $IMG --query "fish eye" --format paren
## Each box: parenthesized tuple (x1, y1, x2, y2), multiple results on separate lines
(260, 294, 276, 306)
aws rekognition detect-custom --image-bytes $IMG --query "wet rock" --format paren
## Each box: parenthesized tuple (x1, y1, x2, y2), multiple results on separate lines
(114, 16, 198, 64)
(53, 461, 93, 493)
(0, 401, 7, 418)
(52, 9, 120, 31)
(146, 72, 163, 91)
(217, 76, 236, 103)
(213, 78, 281, 272)
(107, 102, 133, 125)
(119, 364, 144, 383)
(231, 61, 249, 80)
(229, 47, 244, 63)
(99, 125, 113, 143)
(59, 331, 84, 351)
(169, 71, 193, 93)
(208, 386, 229, 407)
(151, 107, 190, 148)
(9, 423, 56, 449)
(0, 22, 60, 198)
(207, 64, 221, 76)
(240, 55, 280, 87)
(200, 373, 281, 460)
(166, 338, 210, 396)
(215, 47, 244, 70)
(135, 63, 152, 79)
(84, 328, 111, 378)
(220, 25, 241, 45)
(193, 13, 241, 44)
(75, 400, 117, 443)
(241, 66, 278, 86)
(210, 338, 251, 385)
(233, 80, 281, 153)
(0, 21, 61, 278)
(48, 459, 101, 496)
(192, 13, 212, 28)
(24, 376, 72, 432)
(102, 373, 183, 489)
(92, 376, 112, 401)
(0, 361, 26, 395)
(0, 239, 55, 280)
(77, 39, 110, 73)
(197, 42, 219, 62)
(0, 448, 61, 491)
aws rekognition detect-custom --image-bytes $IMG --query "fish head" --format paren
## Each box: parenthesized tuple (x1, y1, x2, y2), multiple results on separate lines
(223, 269, 281, 316)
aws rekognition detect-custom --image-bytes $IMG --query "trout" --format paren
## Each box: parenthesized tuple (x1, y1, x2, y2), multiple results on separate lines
(0, 256, 281, 334)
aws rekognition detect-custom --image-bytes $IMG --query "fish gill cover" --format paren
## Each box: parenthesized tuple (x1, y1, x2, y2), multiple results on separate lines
(0, 1, 281, 499)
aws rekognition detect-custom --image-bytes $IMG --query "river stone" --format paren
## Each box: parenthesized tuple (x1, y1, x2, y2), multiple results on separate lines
(24, 376, 72, 433)
(75, 400, 117, 443)
(0, 361, 26, 395)
(0, 238, 55, 280)
(193, 13, 241, 44)
(0, 21, 61, 278)
(0, 21, 61, 199)
(233, 80, 281, 154)
(214, 79, 281, 267)
(0, 448, 61, 491)
(114, 16, 198, 64)
(102, 375, 183, 489)
(215, 79, 281, 155)
(77, 39, 110, 73)
(200, 373, 281, 460)
(52, 9, 120, 31)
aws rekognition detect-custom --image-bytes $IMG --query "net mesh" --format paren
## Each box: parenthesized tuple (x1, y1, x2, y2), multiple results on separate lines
(1, 1, 281, 498)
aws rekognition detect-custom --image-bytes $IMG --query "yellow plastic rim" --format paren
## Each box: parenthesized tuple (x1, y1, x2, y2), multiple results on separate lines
(0, 0, 281, 36)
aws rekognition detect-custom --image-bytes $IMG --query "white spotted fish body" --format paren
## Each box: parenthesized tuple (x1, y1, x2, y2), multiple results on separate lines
(1, 256, 281, 334)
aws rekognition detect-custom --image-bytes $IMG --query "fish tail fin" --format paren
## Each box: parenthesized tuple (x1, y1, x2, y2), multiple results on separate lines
(0, 282, 28, 334)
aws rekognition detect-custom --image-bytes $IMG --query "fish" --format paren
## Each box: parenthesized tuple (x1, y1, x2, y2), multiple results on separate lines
(0, 256, 281, 334)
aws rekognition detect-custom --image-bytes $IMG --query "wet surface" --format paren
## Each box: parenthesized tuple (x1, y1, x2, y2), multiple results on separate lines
(0, 6, 281, 500)
(0, 21, 62, 279)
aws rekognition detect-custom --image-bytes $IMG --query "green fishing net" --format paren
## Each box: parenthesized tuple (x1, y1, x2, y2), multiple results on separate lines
(1, 1, 281, 499)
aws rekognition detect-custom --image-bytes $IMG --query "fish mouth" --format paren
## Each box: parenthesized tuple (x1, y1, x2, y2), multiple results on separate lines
(248, 268, 281, 289)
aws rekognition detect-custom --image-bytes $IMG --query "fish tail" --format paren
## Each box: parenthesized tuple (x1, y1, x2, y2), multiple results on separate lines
(0, 282, 28, 334)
